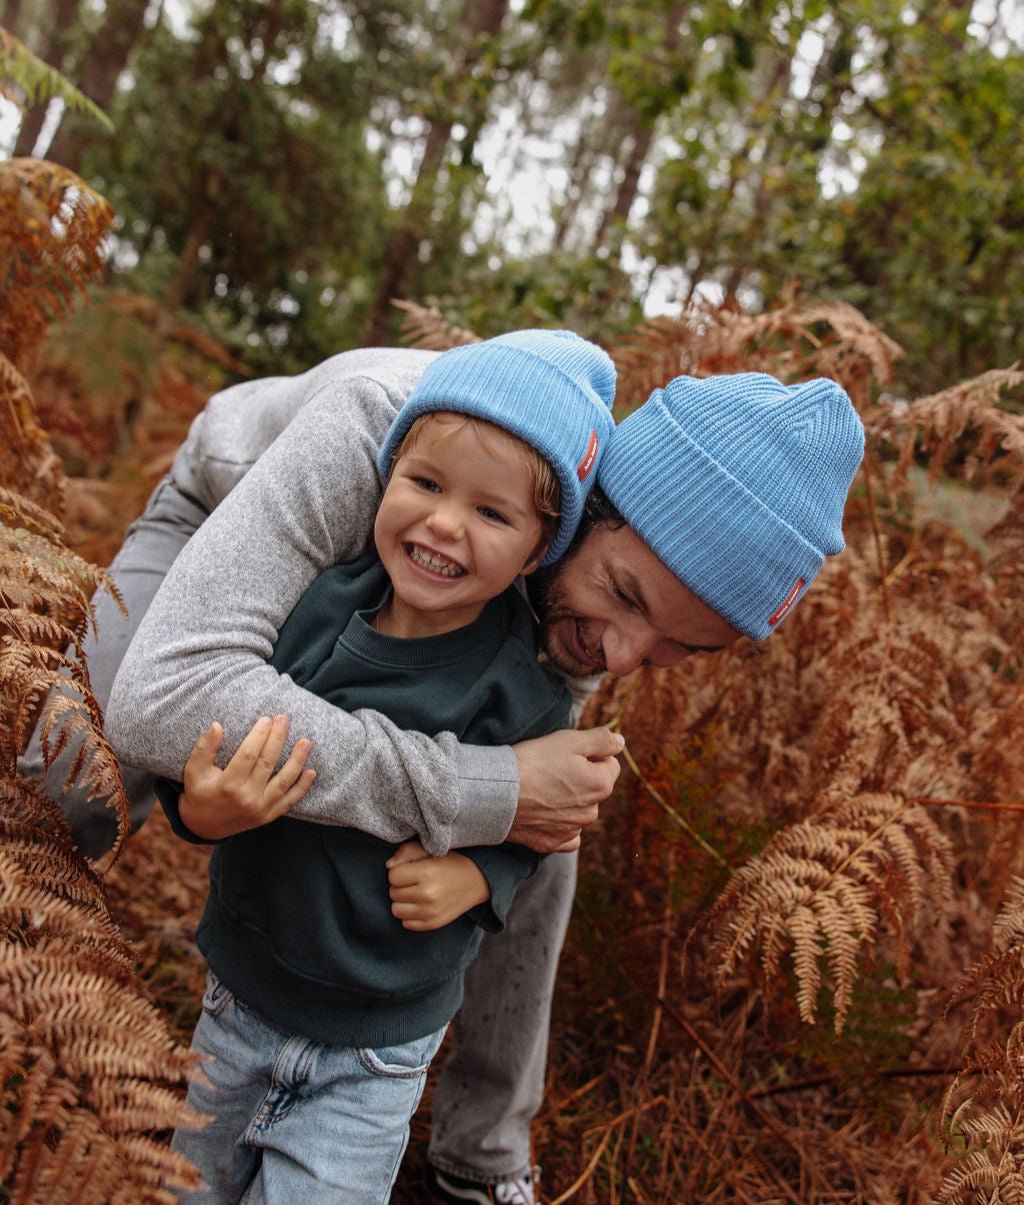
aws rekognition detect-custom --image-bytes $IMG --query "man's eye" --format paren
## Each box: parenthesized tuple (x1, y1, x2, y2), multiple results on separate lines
(479, 507, 508, 524)
(612, 583, 636, 607)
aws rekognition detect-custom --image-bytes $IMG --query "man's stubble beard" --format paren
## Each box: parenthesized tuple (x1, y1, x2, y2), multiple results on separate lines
(527, 556, 598, 679)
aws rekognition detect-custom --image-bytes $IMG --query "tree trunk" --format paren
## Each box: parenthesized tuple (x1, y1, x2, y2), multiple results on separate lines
(13, 101, 51, 157)
(163, 206, 215, 315)
(11, 0, 79, 157)
(362, 0, 509, 344)
(553, 91, 626, 253)
(363, 119, 454, 345)
(591, 0, 687, 256)
(45, 0, 149, 170)
(2, 0, 24, 36)
(591, 122, 654, 252)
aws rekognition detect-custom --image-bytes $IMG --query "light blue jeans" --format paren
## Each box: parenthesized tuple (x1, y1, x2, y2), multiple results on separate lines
(173, 971, 447, 1204)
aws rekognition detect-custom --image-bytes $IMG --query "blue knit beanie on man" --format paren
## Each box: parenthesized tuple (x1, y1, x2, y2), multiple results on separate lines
(378, 330, 617, 564)
(598, 372, 865, 641)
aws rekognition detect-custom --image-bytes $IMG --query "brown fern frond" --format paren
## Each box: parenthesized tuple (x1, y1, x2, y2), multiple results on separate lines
(982, 494, 1024, 653)
(947, 880, 1024, 1049)
(608, 294, 902, 415)
(0, 482, 129, 845)
(792, 299, 903, 395)
(394, 299, 481, 350)
(0, 351, 64, 509)
(933, 879, 1024, 1201)
(0, 158, 113, 374)
(882, 365, 1024, 496)
(935, 1145, 1024, 1205)
(0, 776, 202, 1204)
(700, 792, 953, 1032)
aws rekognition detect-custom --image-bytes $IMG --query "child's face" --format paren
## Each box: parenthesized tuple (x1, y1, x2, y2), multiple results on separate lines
(373, 415, 548, 638)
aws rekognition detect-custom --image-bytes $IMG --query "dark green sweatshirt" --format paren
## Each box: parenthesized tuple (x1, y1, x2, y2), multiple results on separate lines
(168, 554, 571, 1048)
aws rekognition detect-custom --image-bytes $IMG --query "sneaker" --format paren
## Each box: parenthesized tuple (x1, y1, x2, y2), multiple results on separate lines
(425, 1163, 539, 1205)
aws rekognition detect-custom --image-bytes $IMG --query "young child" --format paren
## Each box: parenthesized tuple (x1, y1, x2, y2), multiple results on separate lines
(158, 330, 616, 1204)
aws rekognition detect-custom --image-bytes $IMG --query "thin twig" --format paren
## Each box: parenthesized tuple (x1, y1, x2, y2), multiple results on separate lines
(749, 1065, 958, 1099)
(548, 1127, 613, 1205)
(619, 742, 729, 868)
(915, 797, 1024, 813)
(860, 449, 893, 624)
(654, 993, 828, 1203)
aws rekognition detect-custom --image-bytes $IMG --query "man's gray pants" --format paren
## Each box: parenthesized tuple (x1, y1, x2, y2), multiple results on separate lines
(18, 474, 577, 1185)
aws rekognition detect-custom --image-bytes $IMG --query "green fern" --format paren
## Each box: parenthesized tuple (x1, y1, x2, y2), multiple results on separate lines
(0, 27, 113, 131)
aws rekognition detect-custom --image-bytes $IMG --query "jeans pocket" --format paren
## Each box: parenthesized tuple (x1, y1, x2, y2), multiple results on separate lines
(357, 1024, 448, 1080)
(200, 969, 236, 1018)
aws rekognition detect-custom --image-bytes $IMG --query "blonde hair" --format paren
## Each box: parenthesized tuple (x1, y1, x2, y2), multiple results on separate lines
(390, 411, 561, 558)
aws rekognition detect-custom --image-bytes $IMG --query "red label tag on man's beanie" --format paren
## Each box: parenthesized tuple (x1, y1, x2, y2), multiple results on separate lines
(577, 430, 599, 481)
(768, 578, 804, 626)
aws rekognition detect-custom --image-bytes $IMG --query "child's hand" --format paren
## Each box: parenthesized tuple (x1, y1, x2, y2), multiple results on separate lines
(178, 715, 315, 840)
(386, 841, 490, 931)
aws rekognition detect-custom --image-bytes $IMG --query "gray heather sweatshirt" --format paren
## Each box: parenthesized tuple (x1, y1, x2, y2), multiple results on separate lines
(106, 347, 530, 856)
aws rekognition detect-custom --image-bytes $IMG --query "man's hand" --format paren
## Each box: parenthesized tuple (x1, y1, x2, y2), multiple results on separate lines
(509, 726, 624, 853)
(386, 841, 490, 931)
(179, 715, 316, 840)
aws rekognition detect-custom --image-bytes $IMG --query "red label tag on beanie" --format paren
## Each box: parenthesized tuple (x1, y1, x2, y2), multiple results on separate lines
(577, 429, 599, 481)
(768, 579, 804, 626)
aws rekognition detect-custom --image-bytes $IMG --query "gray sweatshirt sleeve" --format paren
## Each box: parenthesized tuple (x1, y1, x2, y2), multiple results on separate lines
(105, 370, 518, 856)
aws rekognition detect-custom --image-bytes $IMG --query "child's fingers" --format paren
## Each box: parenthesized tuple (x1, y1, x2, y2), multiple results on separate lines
(390, 901, 430, 931)
(248, 714, 292, 783)
(391, 899, 452, 931)
(395, 915, 434, 932)
(389, 894, 443, 928)
(183, 721, 224, 785)
(385, 840, 429, 870)
(266, 767, 316, 819)
(223, 714, 292, 786)
(386, 861, 424, 890)
(266, 738, 313, 795)
(222, 715, 274, 778)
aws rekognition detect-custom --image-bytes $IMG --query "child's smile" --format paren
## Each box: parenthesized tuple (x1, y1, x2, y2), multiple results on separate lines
(373, 415, 548, 639)
(404, 542, 467, 578)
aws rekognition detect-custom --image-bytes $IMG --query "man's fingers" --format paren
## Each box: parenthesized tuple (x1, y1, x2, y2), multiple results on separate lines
(579, 725, 626, 759)
(590, 752, 622, 791)
(505, 820, 584, 853)
(532, 831, 582, 853)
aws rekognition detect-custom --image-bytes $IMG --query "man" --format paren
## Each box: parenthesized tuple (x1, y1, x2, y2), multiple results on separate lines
(24, 348, 864, 1205)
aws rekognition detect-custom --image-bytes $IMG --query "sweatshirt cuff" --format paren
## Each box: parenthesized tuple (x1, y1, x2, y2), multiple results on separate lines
(154, 777, 215, 845)
(451, 744, 518, 847)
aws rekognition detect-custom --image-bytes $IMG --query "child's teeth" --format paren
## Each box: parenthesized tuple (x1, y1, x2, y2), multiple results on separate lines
(410, 545, 464, 576)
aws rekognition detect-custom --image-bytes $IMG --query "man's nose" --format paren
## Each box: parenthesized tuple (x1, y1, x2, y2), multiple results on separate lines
(600, 624, 655, 677)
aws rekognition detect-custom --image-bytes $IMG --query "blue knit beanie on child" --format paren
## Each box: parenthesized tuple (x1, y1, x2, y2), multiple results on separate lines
(377, 330, 617, 564)
(598, 372, 864, 641)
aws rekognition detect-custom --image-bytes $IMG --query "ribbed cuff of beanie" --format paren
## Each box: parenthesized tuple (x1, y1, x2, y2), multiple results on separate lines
(598, 394, 827, 641)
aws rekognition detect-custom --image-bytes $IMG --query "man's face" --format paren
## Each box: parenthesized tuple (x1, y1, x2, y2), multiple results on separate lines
(530, 521, 742, 678)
